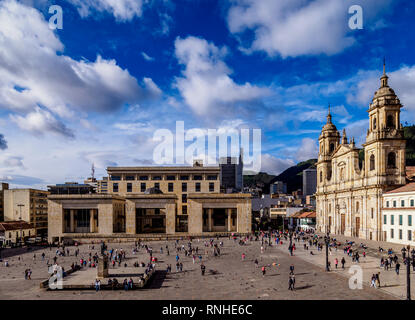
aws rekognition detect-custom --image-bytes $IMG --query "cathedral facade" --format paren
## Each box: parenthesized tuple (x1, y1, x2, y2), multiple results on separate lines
(316, 66, 406, 241)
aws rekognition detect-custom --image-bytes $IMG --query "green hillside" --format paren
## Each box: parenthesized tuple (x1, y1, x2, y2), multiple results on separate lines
(271, 159, 317, 193)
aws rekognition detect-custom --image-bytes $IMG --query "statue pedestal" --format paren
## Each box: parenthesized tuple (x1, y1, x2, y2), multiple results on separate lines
(97, 256, 109, 279)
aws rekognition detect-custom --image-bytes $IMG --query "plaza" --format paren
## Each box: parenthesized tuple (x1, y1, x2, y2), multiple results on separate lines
(0, 235, 400, 300)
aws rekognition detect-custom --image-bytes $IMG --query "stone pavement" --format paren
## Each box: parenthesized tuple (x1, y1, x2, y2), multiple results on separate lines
(0, 238, 395, 300)
(275, 236, 414, 300)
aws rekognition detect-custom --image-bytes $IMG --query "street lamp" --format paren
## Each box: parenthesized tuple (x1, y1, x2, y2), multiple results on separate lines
(324, 226, 330, 271)
(17, 204, 24, 245)
(405, 245, 411, 301)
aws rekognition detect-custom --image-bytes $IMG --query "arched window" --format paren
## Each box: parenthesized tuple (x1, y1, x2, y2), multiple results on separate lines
(370, 154, 375, 171)
(340, 168, 345, 181)
(320, 171, 323, 183)
(329, 143, 335, 153)
(387, 152, 396, 168)
(356, 201, 359, 213)
(387, 115, 395, 128)
(373, 117, 377, 130)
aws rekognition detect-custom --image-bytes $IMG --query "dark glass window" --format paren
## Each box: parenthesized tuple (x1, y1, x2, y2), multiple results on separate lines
(182, 206, 187, 215)
(154, 183, 160, 190)
(193, 175, 203, 180)
(153, 176, 162, 180)
(126, 176, 135, 181)
(180, 175, 189, 180)
(370, 155, 375, 171)
(139, 176, 148, 180)
(209, 182, 214, 192)
(111, 176, 121, 181)
(166, 175, 176, 180)
(207, 175, 218, 180)
(113, 183, 119, 193)
(182, 194, 187, 203)
(168, 183, 174, 192)
(387, 152, 396, 168)
(127, 183, 132, 193)
(182, 183, 187, 192)
(140, 183, 146, 192)
(195, 182, 201, 192)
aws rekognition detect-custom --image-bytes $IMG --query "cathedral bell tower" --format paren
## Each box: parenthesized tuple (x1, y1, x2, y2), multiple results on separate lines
(363, 61, 406, 187)
(317, 105, 340, 187)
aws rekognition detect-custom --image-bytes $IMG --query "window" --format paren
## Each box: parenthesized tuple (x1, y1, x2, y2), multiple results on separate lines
(127, 183, 132, 193)
(401, 200, 405, 207)
(182, 183, 187, 192)
(393, 201, 397, 208)
(111, 175, 121, 181)
(409, 230, 412, 241)
(193, 175, 203, 180)
(153, 176, 162, 180)
(126, 176, 135, 181)
(320, 171, 323, 183)
(155, 208, 160, 215)
(411, 199, 415, 207)
(113, 183, 119, 193)
(180, 175, 189, 180)
(371, 208, 374, 219)
(384, 215, 387, 225)
(391, 215, 394, 225)
(373, 117, 377, 130)
(399, 215, 403, 226)
(386, 201, 389, 208)
(409, 215, 412, 227)
(399, 229, 403, 240)
(140, 183, 146, 192)
(387, 152, 396, 168)
(209, 182, 215, 192)
(182, 206, 187, 215)
(207, 175, 218, 180)
(139, 176, 148, 180)
(195, 182, 201, 192)
(154, 183, 160, 190)
(390, 229, 394, 239)
(387, 115, 395, 128)
(330, 143, 335, 153)
(370, 155, 375, 171)
(182, 194, 187, 203)
(166, 175, 176, 181)
(168, 183, 174, 192)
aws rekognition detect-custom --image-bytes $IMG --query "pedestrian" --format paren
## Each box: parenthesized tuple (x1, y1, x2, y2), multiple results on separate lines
(94, 279, 101, 292)
(254, 259, 259, 268)
(288, 274, 295, 290)
(261, 266, 266, 276)
(242, 253, 246, 261)
(334, 258, 338, 269)
(123, 278, 128, 291)
(341, 257, 346, 269)
(375, 273, 380, 288)
(370, 274, 376, 288)
(395, 262, 400, 275)
(201, 263, 206, 276)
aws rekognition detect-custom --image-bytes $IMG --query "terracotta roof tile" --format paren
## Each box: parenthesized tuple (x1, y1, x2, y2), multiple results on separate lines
(385, 183, 415, 194)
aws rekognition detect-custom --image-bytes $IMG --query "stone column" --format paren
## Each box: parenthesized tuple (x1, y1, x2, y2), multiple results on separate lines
(208, 208, 213, 232)
(227, 208, 232, 232)
(70, 209, 75, 233)
(165, 203, 176, 234)
(89, 209, 94, 233)
(125, 200, 136, 234)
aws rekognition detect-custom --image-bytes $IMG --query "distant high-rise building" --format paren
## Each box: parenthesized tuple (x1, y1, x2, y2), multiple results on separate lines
(303, 168, 317, 196)
(271, 181, 287, 194)
(219, 149, 243, 192)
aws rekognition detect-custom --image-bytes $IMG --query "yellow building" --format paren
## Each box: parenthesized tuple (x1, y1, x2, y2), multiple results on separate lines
(48, 162, 252, 243)
(0, 221, 36, 246)
(0, 183, 9, 222)
(316, 65, 406, 240)
(4, 189, 49, 237)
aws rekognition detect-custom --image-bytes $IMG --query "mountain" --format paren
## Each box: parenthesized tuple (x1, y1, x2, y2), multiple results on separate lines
(270, 159, 317, 193)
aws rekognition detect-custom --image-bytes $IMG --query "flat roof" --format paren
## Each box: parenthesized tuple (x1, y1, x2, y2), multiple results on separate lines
(48, 194, 125, 201)
(107, 166, 220, 172)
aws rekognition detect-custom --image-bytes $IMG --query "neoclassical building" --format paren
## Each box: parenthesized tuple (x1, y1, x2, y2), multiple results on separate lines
(316, 65, 406, 240)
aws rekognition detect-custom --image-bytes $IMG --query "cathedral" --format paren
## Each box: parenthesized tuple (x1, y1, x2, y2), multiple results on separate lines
(316, 64, 407, 241)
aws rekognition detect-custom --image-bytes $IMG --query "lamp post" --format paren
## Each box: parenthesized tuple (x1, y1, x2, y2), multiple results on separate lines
(406, 245, 411, 301)
(17, 204, 24, 246)
(325, 226, 330, 271)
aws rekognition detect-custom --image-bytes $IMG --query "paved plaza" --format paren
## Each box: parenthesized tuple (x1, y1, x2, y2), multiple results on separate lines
(0, 236, 399, 300)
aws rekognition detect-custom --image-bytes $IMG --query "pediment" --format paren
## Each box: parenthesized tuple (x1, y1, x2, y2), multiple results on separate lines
(332, 144, 353, 158)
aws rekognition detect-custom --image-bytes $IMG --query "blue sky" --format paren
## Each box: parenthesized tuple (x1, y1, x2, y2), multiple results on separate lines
(1, 0, 415, 188)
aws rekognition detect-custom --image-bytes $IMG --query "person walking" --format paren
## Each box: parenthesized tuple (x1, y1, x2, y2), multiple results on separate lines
(94, 279, 101, 292)
(261, 266, 266, 276)
(370, 274, 376, 288)
(254, 259, 259, 268)
(341, 257, 346, 269)
(334, 258, 338, 269)
(395, 262, 400, 275)
(375, 273, 380, 288)
(201, 263, 206, 276)
(288, 274, 295, 291)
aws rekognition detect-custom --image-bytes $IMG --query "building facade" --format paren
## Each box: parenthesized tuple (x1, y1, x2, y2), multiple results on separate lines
(48, 163, 251, 242)
(219, 152, 243, 192)
(0, 221, 36, 246)
(382, 183, 415, 246)
(4, 189, 49, 237)
(0, 183, 9, 222)
(316, 66, 406, 240)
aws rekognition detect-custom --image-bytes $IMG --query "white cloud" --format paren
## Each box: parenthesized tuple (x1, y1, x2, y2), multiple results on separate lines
(10, 107, 74, 138)
(226, 0, 393, 58)
(296, 138, 318, 161)
(66, 0, 143, 22)
(259, 154, 295, 175)
(0, 0, 160, 136)
(3, 155, 24, 168)
(141, 52, 155, 61)
(174, 36, 271, 117)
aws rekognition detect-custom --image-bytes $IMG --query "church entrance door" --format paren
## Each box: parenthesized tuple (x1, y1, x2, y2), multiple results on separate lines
(355, 217, 360, 237)
(340, 214, 345, 235)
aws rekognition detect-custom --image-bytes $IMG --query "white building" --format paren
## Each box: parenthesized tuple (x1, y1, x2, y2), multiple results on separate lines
(382, 183, 415, 246)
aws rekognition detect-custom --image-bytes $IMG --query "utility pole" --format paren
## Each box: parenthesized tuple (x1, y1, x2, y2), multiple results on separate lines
(17, 204, 25, 245)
